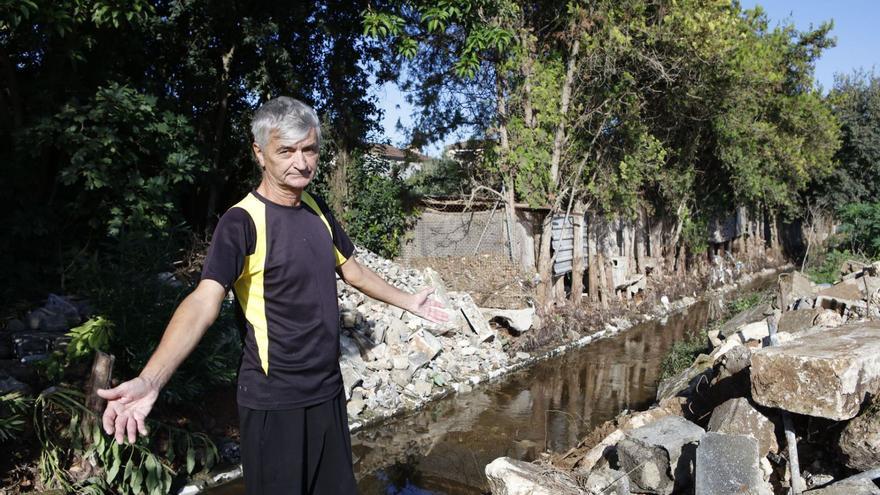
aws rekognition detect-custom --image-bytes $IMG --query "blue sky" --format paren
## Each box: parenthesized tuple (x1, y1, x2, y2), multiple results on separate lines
(373, 1, 880, 157)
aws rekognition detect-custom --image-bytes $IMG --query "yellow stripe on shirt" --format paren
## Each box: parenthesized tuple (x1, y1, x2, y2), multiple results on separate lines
(232, 194, 270, 375)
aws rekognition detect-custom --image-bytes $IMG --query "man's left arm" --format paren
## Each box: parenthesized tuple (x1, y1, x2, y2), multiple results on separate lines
(338, 257, 449, 324)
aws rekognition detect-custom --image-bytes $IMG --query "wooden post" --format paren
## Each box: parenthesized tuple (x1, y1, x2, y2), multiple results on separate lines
(83, 351, 115, 437)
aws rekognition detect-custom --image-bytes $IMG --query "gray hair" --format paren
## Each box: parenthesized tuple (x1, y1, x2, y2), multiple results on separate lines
(251, 97, 322, 149)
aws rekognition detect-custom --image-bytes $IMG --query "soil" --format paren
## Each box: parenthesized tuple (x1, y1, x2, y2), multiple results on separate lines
(401, 254, 535, 309)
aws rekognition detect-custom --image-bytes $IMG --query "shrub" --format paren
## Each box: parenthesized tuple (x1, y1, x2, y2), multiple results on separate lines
(342, 154, 416, 258)
(837, 202, 880, 259)
(34, 387, 216, 495)
(65, 231, 240, 405)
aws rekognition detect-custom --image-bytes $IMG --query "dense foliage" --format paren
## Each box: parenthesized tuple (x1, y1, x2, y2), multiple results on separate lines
(364, 0, 841, 303)
(342, 154, 416, 258)
(1, 0, 384, 302)
(815, 72, 880, 207)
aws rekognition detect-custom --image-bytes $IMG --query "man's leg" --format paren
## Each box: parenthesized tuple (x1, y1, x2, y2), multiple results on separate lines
(239, 405, 308, 495)
(306, 390, 357, 494)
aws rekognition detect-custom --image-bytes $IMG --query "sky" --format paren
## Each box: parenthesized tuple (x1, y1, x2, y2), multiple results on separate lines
(372, 1, 880, 157)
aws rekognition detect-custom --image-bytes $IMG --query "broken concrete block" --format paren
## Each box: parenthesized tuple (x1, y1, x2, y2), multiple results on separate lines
(617, 416, 705, 494)
(421, 268, 462, 335)
(812, 309, 845, 328)
(804, 478, 880, 494)
(778, 271, 815, 310)
(408, 329, 443, 360)
(838, 400, 880, 470)
(485, 457, 581, 495)
(735, 319, 769, 344)
(778, 308, 821, 334)
(708, 398, 779, 457)
(656, 353, 714, 402)
(339, 361, 363, 401)
(455, 292, 495, 342)
(751, 321, 880, 420)
(480, 307, 536, 333)
(718, 303, 771, 339)
(695, 432, 770, 495)
(584, 465, 631, 495)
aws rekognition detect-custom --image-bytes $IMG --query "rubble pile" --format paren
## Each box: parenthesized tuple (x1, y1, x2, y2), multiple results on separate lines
(335, 247, 536, 423)
(486, 260, 880, 494)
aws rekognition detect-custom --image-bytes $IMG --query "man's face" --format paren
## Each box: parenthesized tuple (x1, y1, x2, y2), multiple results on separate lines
(253, 127, 319, 191)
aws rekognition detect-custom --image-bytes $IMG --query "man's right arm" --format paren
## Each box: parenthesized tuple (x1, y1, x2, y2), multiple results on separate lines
(97, 279, 227, 444)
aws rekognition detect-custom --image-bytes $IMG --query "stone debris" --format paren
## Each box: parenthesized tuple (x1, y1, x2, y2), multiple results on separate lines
(718, 302, 771, 340)
(331, 247, 526, 421)
(708, 398, 779, 457)
(804, 478, 880, 494)
(751, 321, 880, 420)
(617, 415, 704, 494)
(695, 432, 770, 495)
(510, 267, 880, 495)
(485, 457, 581, 495)
(583, 465, 631, 495)
(838, 397, 880, 471)
(481, 307, 536, 333)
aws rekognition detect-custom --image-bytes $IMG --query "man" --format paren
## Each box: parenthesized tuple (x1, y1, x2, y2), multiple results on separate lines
(98, 97, 449, 494)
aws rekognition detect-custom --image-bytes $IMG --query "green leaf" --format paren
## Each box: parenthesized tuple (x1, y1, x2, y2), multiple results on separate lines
(186, 446, 195, 474)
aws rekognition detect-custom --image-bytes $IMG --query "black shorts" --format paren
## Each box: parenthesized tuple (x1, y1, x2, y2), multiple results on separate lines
(238, 391, 357, 495)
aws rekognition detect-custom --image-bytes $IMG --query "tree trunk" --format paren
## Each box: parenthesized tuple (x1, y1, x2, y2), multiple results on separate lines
(0, 46, 23, 130)
(537, 212, 555, 309)
(587, 214, 599, 303)
(597, 251, 609, 309)
(496, 71, 519, 266)
(330, 149, 350, 217)
(549, 37, 580, 184)
(205, 45, 237, 226)
(570, 202, 585, 303)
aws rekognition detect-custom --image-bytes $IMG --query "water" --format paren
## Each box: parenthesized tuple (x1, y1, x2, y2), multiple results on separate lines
(207, 299, 712, 495)
(354, 301, 710, 494)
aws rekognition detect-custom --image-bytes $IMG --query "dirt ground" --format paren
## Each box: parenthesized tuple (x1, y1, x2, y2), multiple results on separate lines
(401, 254, 535, 309)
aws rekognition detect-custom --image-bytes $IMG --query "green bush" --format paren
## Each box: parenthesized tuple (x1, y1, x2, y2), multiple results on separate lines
(838, 202, 880, 259)
(65, 231, 240, 405)
(726, 292, 765, 316)
(34, 387, 216, 495)
(342, 154, 416, 258)
(806, 249, 866, 285)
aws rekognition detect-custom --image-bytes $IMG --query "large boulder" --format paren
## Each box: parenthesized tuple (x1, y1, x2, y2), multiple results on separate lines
(617, 416, 705, 494)
(485, 457, 581, 495)
(751, 321, 880, 420)
(695, 432, 770, 495)
(707, 398, 779, 457)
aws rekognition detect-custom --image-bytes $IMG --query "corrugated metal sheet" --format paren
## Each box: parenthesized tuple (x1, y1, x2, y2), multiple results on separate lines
(551, 214, 588, 276)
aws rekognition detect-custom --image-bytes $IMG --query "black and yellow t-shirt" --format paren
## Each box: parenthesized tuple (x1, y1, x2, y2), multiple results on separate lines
(201, 190, 355, 410)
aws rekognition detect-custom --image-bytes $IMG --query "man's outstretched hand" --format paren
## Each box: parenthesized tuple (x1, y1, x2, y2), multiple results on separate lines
(97, 377, 160, 444)
(409, 287, 450, 324)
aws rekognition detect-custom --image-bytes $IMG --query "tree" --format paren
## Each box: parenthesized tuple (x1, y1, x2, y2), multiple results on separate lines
(364, 0, 840, 308)
(815, 71, 880, 207)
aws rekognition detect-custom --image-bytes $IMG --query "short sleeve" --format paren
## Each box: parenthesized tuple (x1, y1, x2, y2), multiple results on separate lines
(313, 195, 355, 265)
(201, 207, 255, 290)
